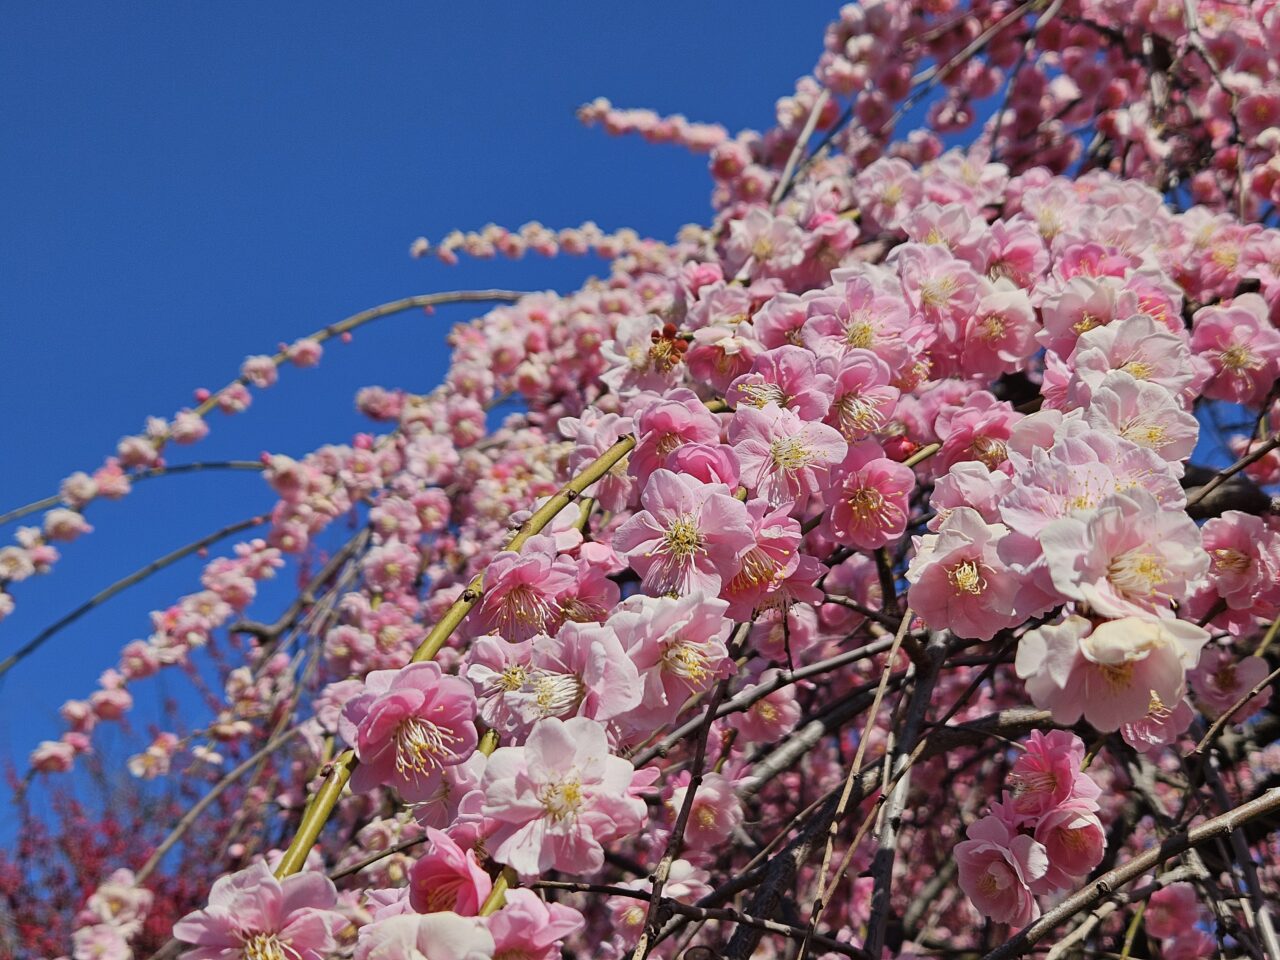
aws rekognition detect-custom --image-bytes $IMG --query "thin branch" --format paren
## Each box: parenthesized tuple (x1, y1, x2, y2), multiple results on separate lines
(0, 514, 266, 678)
(0, 460, 265, 529)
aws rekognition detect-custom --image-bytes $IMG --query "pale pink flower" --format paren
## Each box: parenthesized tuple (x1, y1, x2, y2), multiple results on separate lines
(1120, 696, 1196, 755)
(724, 208, 806, 276)
(826, 441, 915, 550)
(609, 593, 733, 733)
(613, 469, 753, 597)
(906, 508, 1023, 640)
(481, 716, 647, 877)
(474, 541, 577, 642)
(1067, 314, 1196, 404)
(668, 771, 743, 853)
(354, 913, 494, 960)
(1031, 799, 1106, 893)
(1189, 648, 1274, 722)
(955, 814, 1048, 928)
(801, 277, 917, 372)
(1040, 489, 1208, 618)
(339, 662, 479, 798)
(173, 862, 346, 960)
(73, 925, 132, 960)
(1164, 930, 1216, 960)
(31, 740, 76, 773)
(408, 828, 491, 915)
(853, 157, 922, 234)
(954, 281, 1039, 379)
(929, 461, 1011, 531)
(1201, 511, 1280, 611)
(729, 403, 847, 510)
(726, 345, 835, 420)
(685, 324, 761, 393)
(1190, 293, 1280, 405)
(1016, 616, 1209, 732)
(240, 355, 279, 388)
(484, 889, 584, 960)
(1145, 883, 1201, 939)
(1083, 372, 1199, 463)
(821, 349, 900, 441)
(1038, 276, 1138, 358)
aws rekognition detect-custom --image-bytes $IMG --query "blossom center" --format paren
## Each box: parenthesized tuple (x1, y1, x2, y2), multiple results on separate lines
(532, 671, 586, 718)
(970, 435, 1008, 469)
(947, 559, 986, 595)
(834, 392, 882, 435)
(662, 637, 712, 684)
(1220, 344, 1260, 371)
(394, 716, 460, 779)
(1212, 547, 1251, 574)
(242, 933, 296, 960)
(738, 381, 788, 409)
(662, 516, 705, 560)
(1106, 549, 1168, 600)
(770, 437, 816, 473)
(844, 318, 875, 348)
(539, 777, 584, 821)
(1120, 359, 1152, 379)
(844, 485, 886, 522)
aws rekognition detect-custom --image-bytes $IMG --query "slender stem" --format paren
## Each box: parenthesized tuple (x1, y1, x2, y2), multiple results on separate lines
(771, 89, 831, 210)
(1193, 661, 1280, 757)
(137, 727, 300, 882)
(0, 461, 264, 529)
(0, 515, 266, 677)
(1185, 433, 1279, 508)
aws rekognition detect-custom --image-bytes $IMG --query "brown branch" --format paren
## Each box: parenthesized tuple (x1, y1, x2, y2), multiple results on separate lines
(0, 514, 267, 677)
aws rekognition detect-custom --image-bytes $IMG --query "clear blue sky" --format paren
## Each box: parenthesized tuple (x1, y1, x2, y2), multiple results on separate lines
(0, 3, 840, 809)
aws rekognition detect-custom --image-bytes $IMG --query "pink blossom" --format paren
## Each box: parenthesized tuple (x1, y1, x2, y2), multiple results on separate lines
(906, 508, 1023, 640)
(722, 500, 803, 618)
(1145, 883, 1201, 939)
(1067, 314, 1196, 404)
(1120, 696, 1196, 755)
(934, 392, 1022, 474)
(955, 814, 1048, 928)
(631, 391, 722, 487)
(1190, 293, 1280, 405)
(664, 442, 740, 487)
(1189, 648, 1274, 722)
(821, 348, 900, 441)
(609, 593, 733, 733)
(339, 661, 478, 798)
(727, 345, 835, 420)
(1201, 510, 1280, 611)
(1040, 489, 1207, 618)
(826, 441, 915, 550)
(408, 828, 491, 915)
(1031, 799, 1106, 893)
(801, 276, 916, 372)
(1016, 615, 1209, 732)
(484, 889, 584, 960)
(354, 913, 495, 960)
(1038, 276, 1138, 358)
(474, 541, 577, 642)
(668, 771, 743, 853)
(240, 355, 279, 388)
(729, 403, 846, 510)
(481, 716, 647, 877)
(173, 862, 346, 960)
(612, 469, 753, 597)
(1082, 372, 1199, 463)
(1005, 731, 1100, 824)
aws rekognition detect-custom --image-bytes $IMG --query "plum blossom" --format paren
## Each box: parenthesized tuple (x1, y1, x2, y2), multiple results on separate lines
(1040, 489, 1208, 619)
(955, 815, 1047, 928)
(612, 469, 753, 597)
(906, 508, 1024, 640)
(826, 441, 915, 550)
(339, 662, 479, 798)
(729, 402, 846, 510)
(1016, 615, 1209, 731)
(408, 828, 491, 915)
(173, 862, 346, 960)
(484, 890, 583, 960)
(481, 716, 647, 876)
(354, 913, 494, 960)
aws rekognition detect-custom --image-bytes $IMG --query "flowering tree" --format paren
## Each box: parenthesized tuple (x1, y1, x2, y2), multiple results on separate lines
(4, 2, 1280, 959)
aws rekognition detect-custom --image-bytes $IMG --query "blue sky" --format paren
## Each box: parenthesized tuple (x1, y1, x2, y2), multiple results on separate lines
(0, 3, 841, 809)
